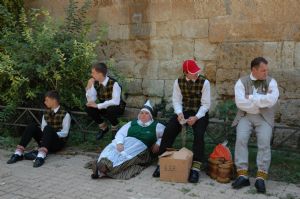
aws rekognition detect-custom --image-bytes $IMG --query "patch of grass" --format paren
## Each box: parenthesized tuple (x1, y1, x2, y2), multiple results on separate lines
(280, 193, 297, 199)
(188, 193, 199, 197)
(245, 148, 300, 184)
(178, 187, 191, 194)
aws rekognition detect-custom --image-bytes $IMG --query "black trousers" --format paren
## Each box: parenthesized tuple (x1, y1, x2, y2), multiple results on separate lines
(86, 106, 123, 126)
(158, 110, 209, 162)
(19, 124, 65, 152)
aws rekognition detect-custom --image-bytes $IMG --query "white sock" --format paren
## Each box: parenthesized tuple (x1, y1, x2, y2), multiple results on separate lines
(37, 151, 46, 159)
(14, 149, 23, 156)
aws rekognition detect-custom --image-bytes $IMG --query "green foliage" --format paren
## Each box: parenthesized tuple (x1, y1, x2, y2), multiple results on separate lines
(0, 0, 23, 29)
(215, 99, 237, 122)
(0, 0, 108, 121)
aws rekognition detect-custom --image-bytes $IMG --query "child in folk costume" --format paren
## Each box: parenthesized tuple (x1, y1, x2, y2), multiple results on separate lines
(86, 62, 126, 140)
(152, 59, 211, 183)
(91, 100, 165, 180)
(7, 91, 71, 167)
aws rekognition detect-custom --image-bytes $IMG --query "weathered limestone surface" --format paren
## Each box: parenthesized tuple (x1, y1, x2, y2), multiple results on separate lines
(25, 0, 300, 125)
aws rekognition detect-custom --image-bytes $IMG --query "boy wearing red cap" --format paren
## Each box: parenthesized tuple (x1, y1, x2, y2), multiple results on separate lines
(152, 59, 211, 183)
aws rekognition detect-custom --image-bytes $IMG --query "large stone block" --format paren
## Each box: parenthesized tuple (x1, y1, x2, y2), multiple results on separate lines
(279, 99, 300, 125)
(263, 42, 282, 70)
(97, 40, 151, 61)
(281, 41, 295, 70)
(115, 60, 136, 78)
(272, 71, 300, 99)
(209, 15, 300, 43)
(194, 39, 217, 61)
(142, 79, 164, 97)
(204, 62, 216, 83)
(295, 42, 300, 69)
(164, 79, 175, 98)
(216, 81, 235, 96)
(156, 21, 182, 38)
(216, 69, 239, 83)
(96, 4, 130, 25)
(149, 0, 172, 22)
(182, 19, 208, 39)
(136, 60, 159, 79)
(230, 0, 300, 24)
(108, 24, 129, 40)
(129, 22, 156, 39)
(171, 0, 196, 21)
(123, 78, 142, 95)
(128, 0, 150, 23)
(194, 0, 227, 18)
(125, 95, 146, 108)
(158, 60, 182, 80)
(150, 39, 173, 60)
(172, 39, 194, 61)
(217, 42, 264, 71)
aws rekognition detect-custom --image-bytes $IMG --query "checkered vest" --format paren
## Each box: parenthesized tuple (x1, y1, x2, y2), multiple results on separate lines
(94, 77, 126, 110)
(44, 107, 67, 131)
(94, 77, 115, 103)
(178, 76, 205, 112)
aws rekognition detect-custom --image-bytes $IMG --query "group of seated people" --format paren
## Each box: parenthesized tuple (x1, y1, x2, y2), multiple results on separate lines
(7, 57, 279, 194)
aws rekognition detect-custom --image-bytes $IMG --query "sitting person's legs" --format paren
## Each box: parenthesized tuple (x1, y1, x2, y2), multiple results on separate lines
(7, 123, 42, 164)
(33, 125, 65, 167)
(189, 113, 209, 183)
(86, 106, 109, 140)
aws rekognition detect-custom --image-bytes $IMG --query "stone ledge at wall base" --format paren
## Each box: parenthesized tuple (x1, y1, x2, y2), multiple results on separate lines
(0, 106, 299, 151)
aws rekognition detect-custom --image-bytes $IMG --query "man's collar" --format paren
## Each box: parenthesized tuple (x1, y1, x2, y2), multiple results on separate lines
(250, 73, 257, 81)
(101, 76, 109, 86)
(185, 75, 199, 82)
(52, 105, 60, 113)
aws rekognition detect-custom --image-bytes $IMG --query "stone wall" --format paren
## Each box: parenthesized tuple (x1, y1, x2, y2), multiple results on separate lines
(25, 0, 300, 125)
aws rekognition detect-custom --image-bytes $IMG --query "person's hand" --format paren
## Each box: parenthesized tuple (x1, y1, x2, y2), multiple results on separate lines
(86, 78, 95, 90)
(187, 116, 198, 126)
(177, 113, 185, 123)
(116, 144, 124, 152)
(86, 101, 97, 108)
(151, 144, 160, 154)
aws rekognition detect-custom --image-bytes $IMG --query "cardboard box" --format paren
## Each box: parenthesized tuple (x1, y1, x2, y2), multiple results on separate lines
(159, 147, 193, 183)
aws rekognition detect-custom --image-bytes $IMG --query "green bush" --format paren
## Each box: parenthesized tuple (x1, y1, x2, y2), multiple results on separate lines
(0, 0, 108, 121)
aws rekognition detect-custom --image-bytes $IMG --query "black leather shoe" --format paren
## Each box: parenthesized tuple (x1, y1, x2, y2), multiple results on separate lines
(232, 176, 250, 189)
(33, 157, 45, 168)
(152, 165, 160, 178)
(255, 179, 266, 194)
(188, 169, 200, 183)
(96, 127, 109, 140)
(7, 154, 23, 164)
(24, 150, 38, 160)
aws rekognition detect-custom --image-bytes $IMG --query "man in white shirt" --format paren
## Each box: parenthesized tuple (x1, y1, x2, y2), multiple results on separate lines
(7, 90, 71, 167)
(231, 57, 279, 193)
(85, 62, 126, 140)
(152, 60, 211, 183)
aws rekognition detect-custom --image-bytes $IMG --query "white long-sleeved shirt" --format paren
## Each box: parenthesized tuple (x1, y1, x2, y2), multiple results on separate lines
(234, 73, 279, 114)
(172, 78, 211, 119)
(86, 76, 121, 109)
(114, 121, 165, 146)
(41, 106, 71, 138)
